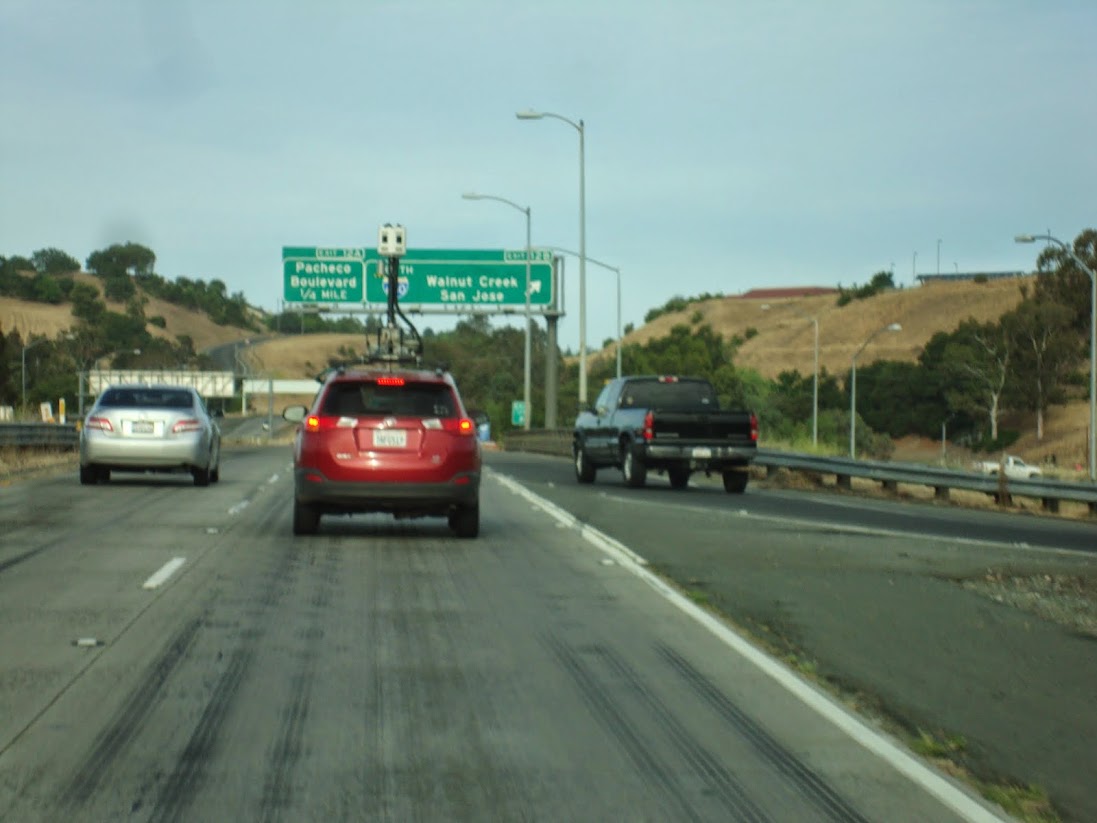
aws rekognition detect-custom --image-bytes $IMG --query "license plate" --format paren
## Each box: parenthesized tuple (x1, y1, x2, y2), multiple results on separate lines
(373, 429, 407, 448)
(132, 421, 154, 435)
(692, 447, 712, 459)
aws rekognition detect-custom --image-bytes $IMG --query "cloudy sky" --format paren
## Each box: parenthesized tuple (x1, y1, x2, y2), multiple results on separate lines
(2, 0, 1094, 351)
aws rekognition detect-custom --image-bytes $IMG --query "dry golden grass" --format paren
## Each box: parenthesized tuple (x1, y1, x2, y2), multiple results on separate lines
(0, 273, 252, 351)
(588, 276, 1030, 380)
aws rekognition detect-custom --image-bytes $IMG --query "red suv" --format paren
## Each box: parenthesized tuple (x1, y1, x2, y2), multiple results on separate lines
(283, 366, 481, 537)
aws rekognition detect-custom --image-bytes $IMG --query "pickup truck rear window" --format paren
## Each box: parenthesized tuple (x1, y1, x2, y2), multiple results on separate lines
(620, 381, 717, 411)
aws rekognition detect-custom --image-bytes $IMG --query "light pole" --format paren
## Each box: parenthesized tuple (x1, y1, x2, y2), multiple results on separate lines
(937, 239, 942, 277)
(849, 322, 902, 459)
(21, 337, 48, 416)
(542, 246, 621, 379)
(463, 192, 533, 430)
(516, 109, 588, 405)
(912, 251, 918, 285)
(1016, 233, 1096, 482)
(762, 303, 819, 447)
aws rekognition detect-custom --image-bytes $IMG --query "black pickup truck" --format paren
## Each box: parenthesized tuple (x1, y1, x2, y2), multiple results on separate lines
(572, 375, 758, 492)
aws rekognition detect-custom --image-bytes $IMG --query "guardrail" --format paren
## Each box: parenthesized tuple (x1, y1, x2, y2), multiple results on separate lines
(0, 423, 79, 449)
(502, 429, 1097, 516)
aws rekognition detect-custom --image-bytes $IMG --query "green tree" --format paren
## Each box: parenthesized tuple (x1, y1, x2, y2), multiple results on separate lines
(1032, 228, 1097, 335)
(942, 318, 1012, 443)
(86, 242, 156, 278)
(1001, 297, 1080, 440)
(31, 247, 81, 275)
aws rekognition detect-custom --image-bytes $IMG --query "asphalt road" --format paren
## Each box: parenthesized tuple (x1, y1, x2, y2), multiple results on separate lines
(491, 450, 1097, 822)
(0, 447, 1006, 822)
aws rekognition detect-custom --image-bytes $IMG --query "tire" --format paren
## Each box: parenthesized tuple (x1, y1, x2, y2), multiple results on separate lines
(622, 444, 647, 488)
(722, 469, 749, 494)
(293, 500, 320, 535)
(450, 503, 479, 538)
(574, 443, 596, 484)
(210, 462, 221, 483)
(668, 466, 690, 489)
(79, 465, 98, 486)
(192, 465, 211, 487)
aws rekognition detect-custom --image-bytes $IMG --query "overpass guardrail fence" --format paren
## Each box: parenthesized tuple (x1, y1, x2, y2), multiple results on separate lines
(501, 429, 1097, 516)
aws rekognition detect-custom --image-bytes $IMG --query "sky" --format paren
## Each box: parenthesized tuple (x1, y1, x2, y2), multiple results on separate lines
(2, 0, 1095, 353)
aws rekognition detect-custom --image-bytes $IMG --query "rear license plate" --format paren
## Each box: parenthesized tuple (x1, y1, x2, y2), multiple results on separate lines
(692, 447, 712, 458)
(373, 429, 407, 448)
(132, 421, 154, 435)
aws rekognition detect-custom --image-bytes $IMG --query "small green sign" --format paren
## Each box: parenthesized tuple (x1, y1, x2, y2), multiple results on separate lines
(510, 401, 526, 427)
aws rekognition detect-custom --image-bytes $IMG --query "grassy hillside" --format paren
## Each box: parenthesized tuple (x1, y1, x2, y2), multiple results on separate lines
(0, 272, 255, 352)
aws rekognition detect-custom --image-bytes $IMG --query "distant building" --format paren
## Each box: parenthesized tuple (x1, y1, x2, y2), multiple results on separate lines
(916, 271, 1026, 284)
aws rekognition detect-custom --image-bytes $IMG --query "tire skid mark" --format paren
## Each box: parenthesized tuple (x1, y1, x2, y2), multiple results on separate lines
(658, 644, 871, 823)
(60, 617, 203, 807)
(147, 644, 254, 823)
(543, 635, 705, 823)
(366, 546, 526, 820)
(591, 644, 773, 823)
(146, 506, 307, 821)
(0, 486, 177, 577)
(256, 544, 339, 822)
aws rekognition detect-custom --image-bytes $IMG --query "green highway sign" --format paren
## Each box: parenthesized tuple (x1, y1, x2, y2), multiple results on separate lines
(363, 248, 553, 307)
(283, 247, 365, 303)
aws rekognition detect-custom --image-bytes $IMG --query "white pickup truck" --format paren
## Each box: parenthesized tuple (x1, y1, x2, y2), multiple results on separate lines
(972, 454, 1042, 479)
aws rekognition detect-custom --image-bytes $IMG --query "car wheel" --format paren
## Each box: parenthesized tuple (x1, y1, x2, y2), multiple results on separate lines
(79, 465, 98, 486)
(622, 445, 647, 488)
(211, 462, 221, 483)
(668, 466, 690, 489)
(450, 503, 479, 538)
(293, 500, 320, 535)
(192, 465, 211, 487)
(574, 443, 596, 484)
(722, 469, 749, 494)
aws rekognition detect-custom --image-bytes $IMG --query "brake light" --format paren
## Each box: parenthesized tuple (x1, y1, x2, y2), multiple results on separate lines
(642, 410, 654, 441)
(375, 376, 405, 387)
(657, 375, 679, 383)
(750, 413, 759, 442)
(172, 418, 203, 434)
(86, 416, 112, 432)
(442, 417, 476, 436)
(306, 415, 321, 432)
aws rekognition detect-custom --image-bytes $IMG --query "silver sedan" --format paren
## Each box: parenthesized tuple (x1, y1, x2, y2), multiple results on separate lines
(79, 384, 222, 486)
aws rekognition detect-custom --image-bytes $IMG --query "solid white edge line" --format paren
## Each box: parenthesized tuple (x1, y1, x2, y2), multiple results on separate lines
(489, 470, 1009, 823)
(141, 557, 186, 590)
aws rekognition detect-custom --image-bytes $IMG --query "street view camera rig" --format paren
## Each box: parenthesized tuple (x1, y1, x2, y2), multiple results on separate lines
(367, 223, 423, 368)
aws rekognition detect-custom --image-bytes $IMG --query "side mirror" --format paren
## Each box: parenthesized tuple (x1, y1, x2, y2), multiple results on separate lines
(283, 406, 308, 423)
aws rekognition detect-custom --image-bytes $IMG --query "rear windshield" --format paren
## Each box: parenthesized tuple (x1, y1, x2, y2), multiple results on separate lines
(98, 388, 195, 409)
(619, 380, 717, 411)
(322, 381, 457, 418)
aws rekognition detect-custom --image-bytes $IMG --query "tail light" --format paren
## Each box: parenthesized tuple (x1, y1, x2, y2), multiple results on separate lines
(172, 418, 203, 434)
(85, 416, 112, 432)
(750, 413, 759, 442)
(642, 410, 655, 441)
(375, 376, 405, 387)
(304, 415, 342, 432)
(442, 417, 475, 436)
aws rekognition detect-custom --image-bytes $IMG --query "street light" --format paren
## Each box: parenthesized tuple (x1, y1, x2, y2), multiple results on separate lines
(516, 109, 588, 405)
(1016, 233, 1096, 482)
(21, 337, 48, 416)
(463, 192, 533, 430)
(850, 322, 902, 459)
(762, 303, 819, 446)
(541, 246, 621, 379)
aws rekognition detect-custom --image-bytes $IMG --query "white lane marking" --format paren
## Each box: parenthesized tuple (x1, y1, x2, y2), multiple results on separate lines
(489, 470, 1008, 823)
(142, 557, 186, 590)
(228, 500, 250, 516)
(268, 473, 280, 484)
